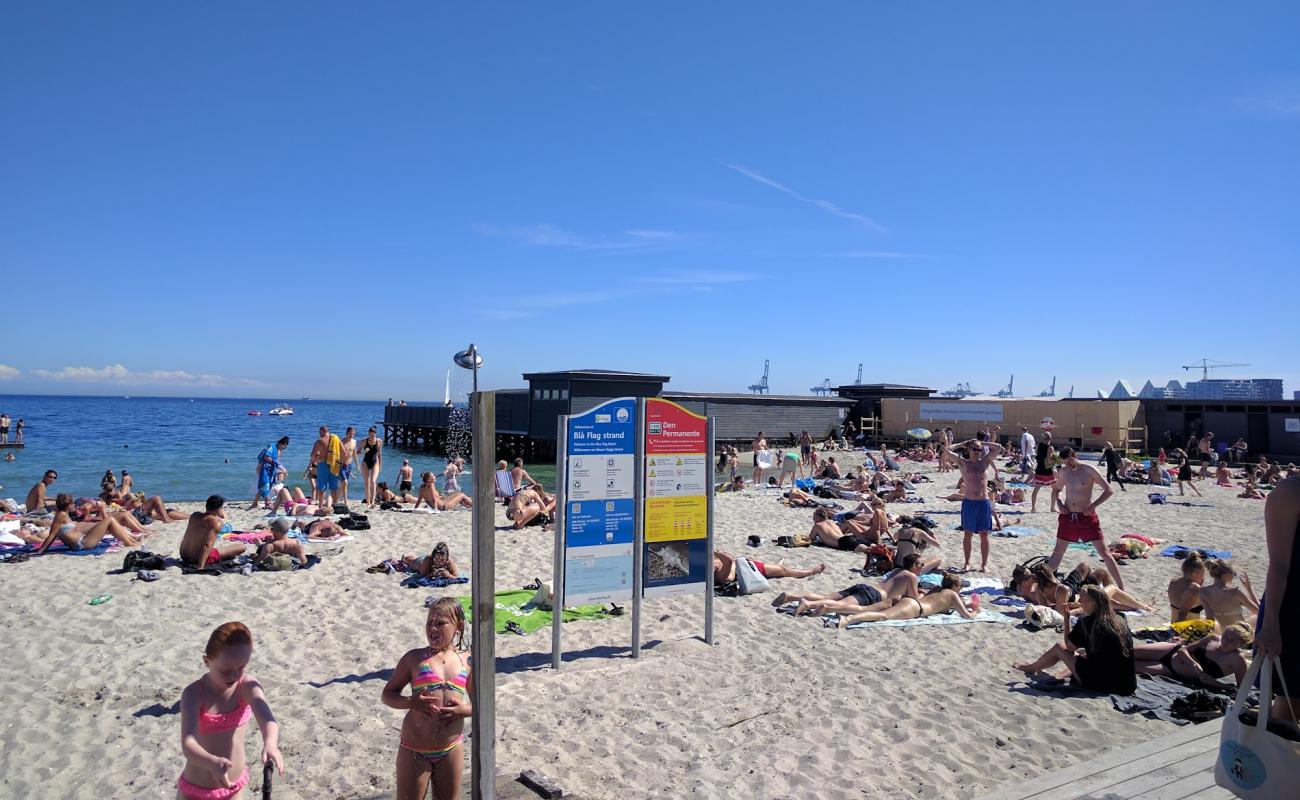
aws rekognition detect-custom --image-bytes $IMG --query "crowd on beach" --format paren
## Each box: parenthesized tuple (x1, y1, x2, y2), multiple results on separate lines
(3, 416, 1298, 800)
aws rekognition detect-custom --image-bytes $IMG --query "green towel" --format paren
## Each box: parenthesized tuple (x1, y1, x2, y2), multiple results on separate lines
(457, 589, 611, 635)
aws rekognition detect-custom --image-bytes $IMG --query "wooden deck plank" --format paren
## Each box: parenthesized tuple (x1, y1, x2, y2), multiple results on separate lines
(1177, 784, 1234, 800)
(1132, 768, 1223, 800)
(1096, 749, 1219, 799)
(974, 719, 1223, 800)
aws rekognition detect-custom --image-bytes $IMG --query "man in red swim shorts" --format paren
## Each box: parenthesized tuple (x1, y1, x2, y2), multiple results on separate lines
(179, 495, 246, 569)
(1048, 447, 1126, 589)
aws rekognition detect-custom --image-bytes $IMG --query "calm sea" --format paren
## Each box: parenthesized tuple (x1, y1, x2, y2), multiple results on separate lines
(0, 395, 554, 503)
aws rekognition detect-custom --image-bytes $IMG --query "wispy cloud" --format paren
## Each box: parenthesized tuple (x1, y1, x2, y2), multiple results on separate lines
(637, 270, 762, 286)
(0, 364, 18, 380)
(473, 223, 686, 253)
(1239, 92, 1300, 116)
(720, 161, 886, 232)
(826, 251, 929, 260)
(30, 364, 256, 387)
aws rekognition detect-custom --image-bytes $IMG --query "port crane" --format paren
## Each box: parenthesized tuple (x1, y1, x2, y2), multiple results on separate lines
(1038, 377, 1056, 397)
(810, 378, 832, 396)
(1181, 359, 1251, 381)
(748, 360, 770, 394)
(995, 375, 1014, 398)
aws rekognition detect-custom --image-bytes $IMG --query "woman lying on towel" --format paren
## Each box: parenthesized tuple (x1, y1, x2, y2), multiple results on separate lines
(838, 572, 974, 625)
(1013, 586, 1137, 694)
(402, 541, 458, 579)
(120, 492, 188, 523)
(35, 493, 142, 552)
(1133, 622, 1253, 687)
(376, 482, 417, 505)
(772, 553, 926, 616)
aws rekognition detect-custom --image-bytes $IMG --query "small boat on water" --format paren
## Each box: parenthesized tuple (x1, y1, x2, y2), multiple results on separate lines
(269, 404, 294, 416)
(247, 410, 263, 417)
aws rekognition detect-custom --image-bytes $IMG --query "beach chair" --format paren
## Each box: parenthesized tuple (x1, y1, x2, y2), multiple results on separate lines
(495, 469, 516, 499)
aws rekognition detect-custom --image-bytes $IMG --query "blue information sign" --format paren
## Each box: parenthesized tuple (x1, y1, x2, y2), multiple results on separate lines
(563, 398, 636, 605)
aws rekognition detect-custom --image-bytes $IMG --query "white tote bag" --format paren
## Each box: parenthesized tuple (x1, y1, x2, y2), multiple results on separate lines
(735, 558, 770, 595)
(1215, 656, 1300, 799)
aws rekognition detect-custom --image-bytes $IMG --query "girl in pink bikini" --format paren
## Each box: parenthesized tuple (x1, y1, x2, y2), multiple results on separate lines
(177, 622, 284, 800)
(382, 598, 473, 800)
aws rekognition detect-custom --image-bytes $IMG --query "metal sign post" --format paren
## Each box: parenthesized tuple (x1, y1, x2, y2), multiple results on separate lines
(632, 398, 646, 658)
(469, 391, 496, 800)
(705, 416, 715, 646)
(551, 415, 568, 671)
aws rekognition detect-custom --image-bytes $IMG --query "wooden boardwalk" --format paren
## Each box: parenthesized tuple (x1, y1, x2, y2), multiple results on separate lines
(976, 718, 1233, 800)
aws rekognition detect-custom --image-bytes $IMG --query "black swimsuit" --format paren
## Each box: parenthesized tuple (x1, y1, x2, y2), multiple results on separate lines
(362, 441, 379, 469)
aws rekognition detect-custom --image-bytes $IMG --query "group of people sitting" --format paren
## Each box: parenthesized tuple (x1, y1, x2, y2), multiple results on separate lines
(10, 468, 179, 552)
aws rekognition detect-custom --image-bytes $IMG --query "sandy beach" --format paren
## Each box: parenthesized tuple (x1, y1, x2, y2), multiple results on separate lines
(0, 454, 1269, 800)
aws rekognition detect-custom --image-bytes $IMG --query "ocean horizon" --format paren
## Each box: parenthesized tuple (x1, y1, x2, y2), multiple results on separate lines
(0, 394, 552, 503)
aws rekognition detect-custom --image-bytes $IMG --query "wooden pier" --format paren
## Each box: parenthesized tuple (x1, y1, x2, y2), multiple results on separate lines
(975, 718, 1229, 800)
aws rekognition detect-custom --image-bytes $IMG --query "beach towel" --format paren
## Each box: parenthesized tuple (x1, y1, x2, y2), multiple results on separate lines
(402, 575, 469, 589)
(223, 531, 273, 544)
(1160, 545, 1232, 560)
(844, 609, 1016, 629)
(457, 589, 611, 635)
(992, 525, 1044, 538)
(25, 537, 118, 556)
(0, 530, 25, 547)
(325, 434, 342, 475)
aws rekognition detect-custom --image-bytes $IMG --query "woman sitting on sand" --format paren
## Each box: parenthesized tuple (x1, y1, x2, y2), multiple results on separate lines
(415, 472, 473, 512)
(120, 492, 187, 523)
(773, 553, 926, 616)
(1215, 462, 1232, 486)
(35, 493, 141, 552)
(507, 486, 553, 529)
(1168, 553, 1207, 622)
(1133, 622, 1253, 688)
(376, 482, 417, 505)
(1238, 476, 1266, 499)
(402, 541, 458, 579)
(1013, 586, 1136, 694)
(1199, 559, 1259, 630)
(839, 572, 974, 625)
(889, 525, 943, 575)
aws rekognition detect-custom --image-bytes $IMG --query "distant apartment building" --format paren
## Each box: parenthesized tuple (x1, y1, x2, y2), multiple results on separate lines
(1182, 378, 1283, 401)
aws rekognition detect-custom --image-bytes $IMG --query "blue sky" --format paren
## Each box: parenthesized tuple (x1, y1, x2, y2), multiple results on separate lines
(3, 2, 1297, 400)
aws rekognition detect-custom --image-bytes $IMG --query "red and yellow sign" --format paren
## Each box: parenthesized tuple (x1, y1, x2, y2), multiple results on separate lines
(644, 399, 708, 543)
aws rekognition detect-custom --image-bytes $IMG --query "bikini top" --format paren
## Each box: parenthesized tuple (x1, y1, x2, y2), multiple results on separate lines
(412, 652, 468, 697)
(198, 684, 253, 734)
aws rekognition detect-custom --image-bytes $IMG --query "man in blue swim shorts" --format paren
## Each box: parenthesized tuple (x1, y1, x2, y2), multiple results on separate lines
(953, 436, 1003, 572)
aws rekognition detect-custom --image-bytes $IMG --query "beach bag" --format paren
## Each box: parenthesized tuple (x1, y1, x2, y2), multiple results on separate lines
(863, 544, 894, 575)
(529, 581, 554, 609)
(735, 558, 770, 595)
(1215, 656, 1300, 799)
(260, 553, 295, 571)
(1024, 604, 1064, 631)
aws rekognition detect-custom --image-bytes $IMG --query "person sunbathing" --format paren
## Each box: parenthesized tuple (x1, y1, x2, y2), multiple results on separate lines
(1199, 559, 1259, 630)
(712, 549, 824, 585)
(818, 458, 842, 479)
(1133, 622, 1253, 687)
(782, 487, 819, 508)
(1238, 477, 1266, 499)
(402, 541, 458, 578)
(256, 519, 308, 566)
(35, 493, 141, 552)
(507, 487, 553, 529)
(810, 507, 874, 549)
(1167, 553, 1207, 623)
(415, 472, 473, 511)
(269, 486, 326, 516)
(120, 492, 187, 523)
(376, 482, 417, 505)
(1012, 562, 1090, 637)
(1215, 463, 1232, 486)
(179, 495, 245, 568)
(839, 573, 974, 625)
(716, 475, 746, 492)
(885, 480, 907, 502)
(1090, 568, 1155, 613)
(773, 553, 926, 616)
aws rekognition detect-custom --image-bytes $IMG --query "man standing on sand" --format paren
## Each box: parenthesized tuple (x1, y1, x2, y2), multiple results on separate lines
(337, 426, 357, 506)
(1048, 447, 1125, 589)
(25, 469, 58, 513)
(397, 459, 414, 495)
(1017, 426, 1036, 482)
(953, 438, 1003, 572)
(310, 426, 341, 507)
(752, 431, 768, 485)
(180, 495, 245, 568)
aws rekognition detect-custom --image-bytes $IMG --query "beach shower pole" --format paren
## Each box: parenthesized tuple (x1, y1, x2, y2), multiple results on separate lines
(705, 416, 715, 646)
(632, 398, 646, 658)
(457, 340, 495, 800)
(551, 415, 568, 670)
(469, 389, 496, 800)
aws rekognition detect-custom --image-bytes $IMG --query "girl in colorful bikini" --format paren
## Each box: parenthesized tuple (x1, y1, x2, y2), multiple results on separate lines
(382, 598, 473, 800)
(177, 622, 283, 800)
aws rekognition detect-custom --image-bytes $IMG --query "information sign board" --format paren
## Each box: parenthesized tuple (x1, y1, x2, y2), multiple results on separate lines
(562, 398, 636, 605)
(642, 398, 710, 599)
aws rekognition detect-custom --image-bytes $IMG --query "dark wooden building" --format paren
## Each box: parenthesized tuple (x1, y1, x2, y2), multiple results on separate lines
(1141, 399, 1300, 460)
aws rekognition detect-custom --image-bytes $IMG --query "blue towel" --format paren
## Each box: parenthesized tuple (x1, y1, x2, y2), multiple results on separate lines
(993, 525, 1044, 538)
(402, 575, 470, 589)
(26, 541, 114, 557)
(1159, 544, 1232, 559)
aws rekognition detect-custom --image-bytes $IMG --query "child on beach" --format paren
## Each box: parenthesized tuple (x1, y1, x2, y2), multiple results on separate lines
(382, 598, 473, 800)
(178, 622, 283, 800)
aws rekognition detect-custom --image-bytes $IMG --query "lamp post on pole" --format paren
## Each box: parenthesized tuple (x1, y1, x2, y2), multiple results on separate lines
(454, 342, 494, 800)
